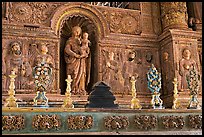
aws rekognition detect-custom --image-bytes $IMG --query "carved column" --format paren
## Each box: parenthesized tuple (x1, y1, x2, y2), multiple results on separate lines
(159, 29, 202, 108)
(160, 2, 188, 31)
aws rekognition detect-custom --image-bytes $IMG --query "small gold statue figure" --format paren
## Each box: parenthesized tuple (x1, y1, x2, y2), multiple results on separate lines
(172, 77, 180, 109)
(130, 76, 142, 109)
(4, 70, 18, 107)
(62, 75, 74, 108)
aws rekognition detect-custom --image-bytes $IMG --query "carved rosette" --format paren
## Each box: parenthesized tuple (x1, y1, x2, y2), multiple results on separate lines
(99, 7, 141, 35)
(67, 115, 93, 130)
(8, 2, 61, 26)
(188, 115, 202, 129)
(161, 115, 184, 129)
(104, 116, 129, 130)
(32, 114, 61, 130)
(160, 2, 188, 31)
(134, 115, 157, 130)
(2, 115, 25, 131)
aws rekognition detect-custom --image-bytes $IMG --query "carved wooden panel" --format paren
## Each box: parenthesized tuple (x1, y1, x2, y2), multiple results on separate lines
(2, 37, 59, 94)
(104, 115, 129, 130)
(32, 114, 61, 130)
(134, 115, 157, 130)
(67, 115, 93, 130)
(99, 44, 160, 95)
(188, 115, 202, 129)
(161, 115, 185, 129)
(97, 6, 142, 35)
(7, 2, 62, 26)
(2, 115, 25, 131)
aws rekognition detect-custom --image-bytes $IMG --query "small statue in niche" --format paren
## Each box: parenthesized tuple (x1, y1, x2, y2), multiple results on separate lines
(64, 26, 91, 95)
(122, 51, 138, 95)
(178, 48, 199, 91)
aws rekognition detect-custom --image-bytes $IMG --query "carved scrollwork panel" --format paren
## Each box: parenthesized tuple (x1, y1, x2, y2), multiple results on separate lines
(32, 114, 61, 130)
(2, 115, 25, 131)
(134, 115, 157, 130)
(188, 115, 202, 129)
(67, 115, 93, 130)
(161, 115, 185, 129)
(98, 7, 141, 35)
(104, 115, 129, 130)
(8, 2, 61, 26)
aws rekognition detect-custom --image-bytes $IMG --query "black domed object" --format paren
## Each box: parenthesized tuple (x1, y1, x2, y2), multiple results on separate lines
(85, 81, 118, 108)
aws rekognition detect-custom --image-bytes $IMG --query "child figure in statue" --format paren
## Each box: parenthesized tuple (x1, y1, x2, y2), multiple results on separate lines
(80, 32, 90, 58)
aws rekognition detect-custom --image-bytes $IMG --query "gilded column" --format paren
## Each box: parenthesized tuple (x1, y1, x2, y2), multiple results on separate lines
(160, 2, 188, 31)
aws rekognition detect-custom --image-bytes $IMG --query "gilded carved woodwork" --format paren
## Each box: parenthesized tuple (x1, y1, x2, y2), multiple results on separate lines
(188, 115, 202, 129)
(161, 115, 185, 129)
(67, 115, 93, 130)
(32, 114, 61, 130)
(134, 115, 157, 130)
(98, 6, 142, 35)
(2, 115, 25, 131)
(160, 2, 188, 30)
(104, 116, 129, 130)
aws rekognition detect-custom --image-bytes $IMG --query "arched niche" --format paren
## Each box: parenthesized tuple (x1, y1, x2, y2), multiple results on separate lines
(50, 3, 109, 94)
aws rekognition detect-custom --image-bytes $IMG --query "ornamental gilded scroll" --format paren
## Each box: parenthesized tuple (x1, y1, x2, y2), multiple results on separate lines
(2, 115, 25, 131)
(32, 114, 61, 130)
(188, 115, 202, 129)
(161, 115, 185, 129)
(67, 115, 93, 130)
(104, 116, 129, 130)
(134, 115, 157, 130)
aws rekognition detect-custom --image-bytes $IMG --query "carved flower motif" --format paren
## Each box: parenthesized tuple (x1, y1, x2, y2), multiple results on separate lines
(10, 3, 32, 22)
(104, 116, 129, 130)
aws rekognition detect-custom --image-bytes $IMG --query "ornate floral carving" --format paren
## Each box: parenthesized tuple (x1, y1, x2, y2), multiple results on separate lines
(188, 115, 202, 129)
(99, 7, 141, 35)
(32, 114, 61, 130)
(2, 115, 25, 131)
(67, 115, 93, 130)
(134, 115, 157, 130)
(104, 115, 129, 130)
(8, 2, 61, 26)
(161, 115, 184, 129)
